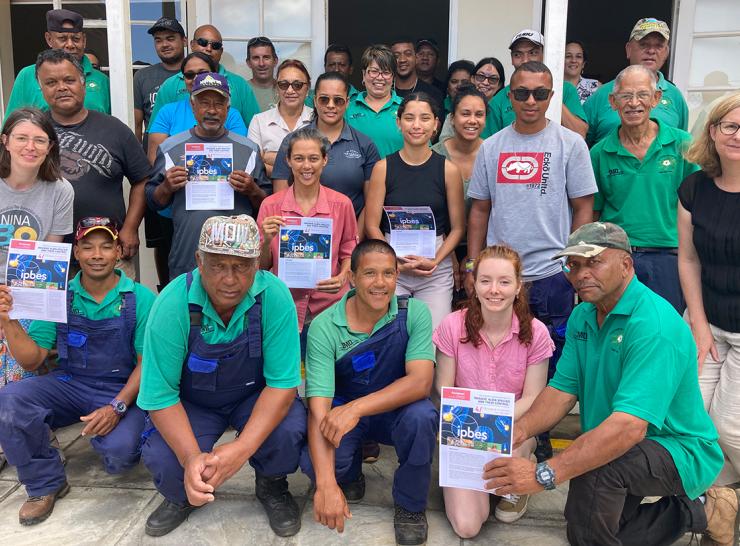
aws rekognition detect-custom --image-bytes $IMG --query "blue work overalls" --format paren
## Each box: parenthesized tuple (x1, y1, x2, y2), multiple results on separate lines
(141, 273, 306, 505)
(306, 298, 438, 513)
(0, 290, 146, 496)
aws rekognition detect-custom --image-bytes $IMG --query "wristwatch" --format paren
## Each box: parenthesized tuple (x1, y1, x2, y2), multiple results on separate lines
(109, 399, 128, 416)
(535, 461, 556, 490)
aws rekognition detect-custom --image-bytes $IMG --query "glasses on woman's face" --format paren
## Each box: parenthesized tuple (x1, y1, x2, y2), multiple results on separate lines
(183, 69, 209, 81)
(277, 80, 308, 91)
(8, 134, 50, 148)
(473, 73, 500, 86)
(316, 95, 347, 107)
(365, 67, 393, 80)
(715, 121, 740, 136)
(194, 37, 223, 50)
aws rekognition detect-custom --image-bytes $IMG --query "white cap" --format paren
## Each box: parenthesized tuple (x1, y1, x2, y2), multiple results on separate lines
(510, 29, 545, 49)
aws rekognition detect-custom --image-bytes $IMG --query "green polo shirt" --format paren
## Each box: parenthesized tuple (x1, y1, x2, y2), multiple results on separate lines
(482, 82, 586, 139)
(4, 55, 110, 121)
(28, 270, 155, 356)
(149, 64, 260, 130)
(591, 120, 699, 247)
(346, 91, 403, 158)
(550, 277, 723, 499)
(137, 269, 301, 411)
(584, 71, 689, 146)
(305, 289, 435, 398)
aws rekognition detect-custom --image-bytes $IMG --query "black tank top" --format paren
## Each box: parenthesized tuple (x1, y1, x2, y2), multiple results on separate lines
(381, 151, 449, 236)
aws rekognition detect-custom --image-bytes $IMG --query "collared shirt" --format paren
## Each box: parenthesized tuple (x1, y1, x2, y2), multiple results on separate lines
(257, 185, 358, 331)
(346, 91, 404, 158)
(433, 311, 554, 399)
(247, 104, 313, 154)
(149, 64, 260, 130)
(483, 82, 586, 139)
(137, 269, 301, 411)
(4, 55, 110, 121)
(591, 119, 699, 247)
(550, 277, 723, 499)
(304, 289, 435, 398)
(28, 270, 156, 356)
(584, 71, 689, 145)
(271, 120, 380, 214)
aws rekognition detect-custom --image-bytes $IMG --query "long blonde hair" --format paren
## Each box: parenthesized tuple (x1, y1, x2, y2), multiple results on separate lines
(685, 92, 740, 178)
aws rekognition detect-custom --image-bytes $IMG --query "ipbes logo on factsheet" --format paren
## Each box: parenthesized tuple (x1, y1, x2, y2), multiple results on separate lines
(497, 152, 544, 183)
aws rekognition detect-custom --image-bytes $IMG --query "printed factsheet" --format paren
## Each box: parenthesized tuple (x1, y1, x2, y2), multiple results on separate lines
(5, 239, 72, 323)
(439, 387, 515, 494)
(278, 217, 333, 289)
(185, 142, 234, 210)
(384, 206, 436, 258)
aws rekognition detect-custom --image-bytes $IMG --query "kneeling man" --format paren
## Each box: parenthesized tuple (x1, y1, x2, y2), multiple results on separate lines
(305, 239, 438, 545)
(485, 222, 734, 545)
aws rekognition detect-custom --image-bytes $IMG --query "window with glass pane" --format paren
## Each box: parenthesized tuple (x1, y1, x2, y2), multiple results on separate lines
(264, 0, 311, 38)
(211, 0, 259, 38)
(130, 0, 181, 21)
(689, 36, 740, 88)
(63, 2, 106, 20)
(694, 0, 740, 33)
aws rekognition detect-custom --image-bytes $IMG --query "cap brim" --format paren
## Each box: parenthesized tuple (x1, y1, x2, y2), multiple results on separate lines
(551, 244, 607, 260)
(76, 225, 118, 242)
(509, 38, 544, 49)
(198, 246, 259, 259)
(191, 88, 230, 99)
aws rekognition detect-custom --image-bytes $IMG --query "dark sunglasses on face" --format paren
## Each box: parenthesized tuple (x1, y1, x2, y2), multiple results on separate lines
(277, 80, 307, 91)
(316, 95, 347, 107)
(195, 37, 223, 50)
(473, 73, 500, 85)
(183, 70, 209, 80)
(511, 88, 552, 101)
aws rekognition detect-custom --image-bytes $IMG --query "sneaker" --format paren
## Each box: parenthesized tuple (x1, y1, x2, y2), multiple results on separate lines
(703, 486, 740, 546)
(339, 473, 365, 503)
(394, 504, 428, 545)
(19, 481, 70, 525)
(362, 440, 380, 463)
(255, 474, 301, 537)
(144, 498, 198, 537)
(494, 494, 529, 523)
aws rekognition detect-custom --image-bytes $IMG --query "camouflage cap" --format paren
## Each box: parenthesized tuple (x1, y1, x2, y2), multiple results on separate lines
(552, 222, 631, 260)
(198, 215, 260, 258)
(629, 18, 670, 42)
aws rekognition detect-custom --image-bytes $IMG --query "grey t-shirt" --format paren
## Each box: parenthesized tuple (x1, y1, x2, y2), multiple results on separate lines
(146, 129, 272, 279)
(0, 178, 75, 283)
(133, 63, 180, 127)
(467, 122, 597, 280)
(248, 81, 277, 112)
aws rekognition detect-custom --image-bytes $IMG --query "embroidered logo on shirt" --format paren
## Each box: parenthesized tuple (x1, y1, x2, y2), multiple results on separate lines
(610, 329, 624, 352)
(608, 168, 623, 177)
(344, 149, 362, 159)
(574, 330, 588, 341)
(658, 156, 677, 173)
(340, 339, 358, 350)
(497, 152, 544, 183)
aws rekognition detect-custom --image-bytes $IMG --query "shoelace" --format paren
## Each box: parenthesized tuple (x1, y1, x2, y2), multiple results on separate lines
(500, 494, 521, 506)
(395, 506, 425, 521)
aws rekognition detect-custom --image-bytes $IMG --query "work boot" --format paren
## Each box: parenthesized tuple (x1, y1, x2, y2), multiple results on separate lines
(145, 498, 198, 537)
(394, 504, 428, 545)
(255, 474, 301, 537)
(363, 440, 380, 463)
(339, 473, 366, 504)
(703, 486, 740, 546)
(19, 481, 70, 525)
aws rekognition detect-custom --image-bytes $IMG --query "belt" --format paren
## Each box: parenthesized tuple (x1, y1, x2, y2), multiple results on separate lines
(631, 246, 678, 255)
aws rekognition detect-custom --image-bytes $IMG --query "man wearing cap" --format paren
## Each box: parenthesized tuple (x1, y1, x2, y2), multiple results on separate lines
(138, 214, 307, 537)
(482, 221, 735, 546)
(147, 72, 271, 281)
(584, 18, 689, 146)
(36, 49, 150, 280)
(0, 217, 155, 525)
(590, 65, 699, 313)
(149, 25, 260, 130)
(246, 36, 279, 112)
(133, 17, 188, 143)
(391, 39, 444, 109)
(415, 38, 446, 96)
(484, 29, 587, 139)
(4, 9, 110, 119)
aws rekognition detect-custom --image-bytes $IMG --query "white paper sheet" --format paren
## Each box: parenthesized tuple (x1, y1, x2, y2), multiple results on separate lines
(277, 217, 333, 289)
(185, 142, 235, 210)
(384, 206, 436, 258)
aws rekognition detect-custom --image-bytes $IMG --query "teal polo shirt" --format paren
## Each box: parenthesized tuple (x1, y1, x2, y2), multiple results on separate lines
(4, 55, 110, 121)
(28, 270, 155, 356)
(584, 71, 689, 145)
(346, 91, 403, 158)
(305, 289, 434, 398)
(550, 277, 723, 499)
(137, 269, 301, 411)
(591, 119, 699, 247)
(482, 81, 586, 138)
(149, 64, 260, 130)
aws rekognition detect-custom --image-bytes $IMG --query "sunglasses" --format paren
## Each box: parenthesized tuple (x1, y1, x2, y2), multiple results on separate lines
(511, 88, 552, 101)
(194, 37, 223, 50)
(473, 73, 500, 85)
(75, 217, 118, 239)
(183, 70, 208, 80)
(277, 80, 308, 91)
(316, 95, 347, 107)
(248, 36, 273, 47)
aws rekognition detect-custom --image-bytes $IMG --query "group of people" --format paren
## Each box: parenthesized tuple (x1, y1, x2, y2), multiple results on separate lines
(1, 7, 740, 546)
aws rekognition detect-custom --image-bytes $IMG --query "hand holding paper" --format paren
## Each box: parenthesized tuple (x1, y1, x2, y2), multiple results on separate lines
(163, 165, 188, 194)
(0, 285, 14, 323)
(228, 169, 255, 195)
(261, 215, 286, 244)
(482, 456, 542, 496)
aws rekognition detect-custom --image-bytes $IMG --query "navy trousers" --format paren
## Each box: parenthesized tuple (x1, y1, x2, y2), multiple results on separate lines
(528, 271, 574, 378)
(632, 251, 684, 314)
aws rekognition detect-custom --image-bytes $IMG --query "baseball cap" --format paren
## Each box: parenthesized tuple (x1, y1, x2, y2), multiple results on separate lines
(147, 16, 185, 36)
(415, 38, 439, 54)
(198, 215, 260, 259)
(552, 222, 631, 260)
(74, 217, 119, 243)
(629, 18, 670, 41)
(191, 72, 230, 98)
(509, 29, 545, 49)
(46, 9, 83, 33)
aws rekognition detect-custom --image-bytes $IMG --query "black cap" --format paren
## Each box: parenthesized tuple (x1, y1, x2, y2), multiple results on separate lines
(46, 9, 83, 33)
(415, 38, 439, 54)
(147, 16, 185, 36)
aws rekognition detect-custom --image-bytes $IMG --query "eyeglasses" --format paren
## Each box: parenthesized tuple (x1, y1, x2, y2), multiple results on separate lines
(714, 121, 740, 136)
(204, 260, 253, 277)
(316, 95, 347, 107)
(194, 37, 223, 50)
(8, 134, 50, 148)
(365, 67, 393, 80)
(473, 73, 500, 86)
(183, 70, 209, 80)
(276, 80, 308, 91)
(611, 91, 654, 103)
(511, 88, 552, 101)
(248, 36, 273, 47)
